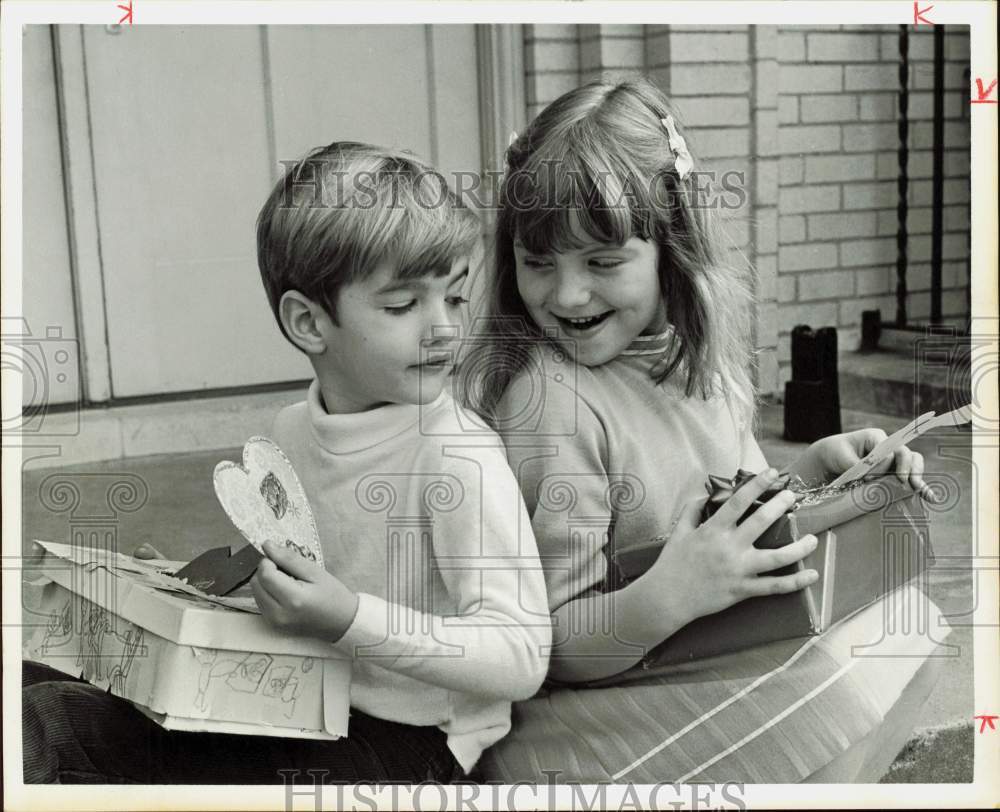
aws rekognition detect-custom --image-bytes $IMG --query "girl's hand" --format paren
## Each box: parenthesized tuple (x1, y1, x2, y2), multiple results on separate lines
(133, 543, 166, 560)
(794, 429, 926, 492)
(650, 469, 820, 624)
(250, 540, 359, 641)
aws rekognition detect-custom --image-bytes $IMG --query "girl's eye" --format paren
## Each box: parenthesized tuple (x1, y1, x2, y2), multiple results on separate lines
(384, 301, 417, 315)
(521, 257, 553, 270)
(447, 296, 470, 308)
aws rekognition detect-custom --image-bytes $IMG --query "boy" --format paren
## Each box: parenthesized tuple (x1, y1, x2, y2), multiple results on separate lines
(23, 143, 550, 784)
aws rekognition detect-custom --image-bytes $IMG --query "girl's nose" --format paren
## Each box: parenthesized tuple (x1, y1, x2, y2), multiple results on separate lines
(552, 268, 591, 309)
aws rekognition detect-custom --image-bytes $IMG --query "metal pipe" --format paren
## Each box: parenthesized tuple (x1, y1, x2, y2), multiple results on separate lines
(895, 25, 909, 328)
(930, 24, 945, 324)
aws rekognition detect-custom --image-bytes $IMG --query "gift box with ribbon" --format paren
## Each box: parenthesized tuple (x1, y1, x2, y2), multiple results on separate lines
(609, 472, 935, 666)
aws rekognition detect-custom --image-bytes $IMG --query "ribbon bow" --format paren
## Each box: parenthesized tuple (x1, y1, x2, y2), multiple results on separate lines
(660, 115, 695, 180)
(701, 469, 794, 525)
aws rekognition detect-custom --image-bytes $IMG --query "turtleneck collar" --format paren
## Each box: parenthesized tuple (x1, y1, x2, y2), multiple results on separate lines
(611, 327, 676, 377)
(619, 328, 674, 357)
(305, 379, 448, 454)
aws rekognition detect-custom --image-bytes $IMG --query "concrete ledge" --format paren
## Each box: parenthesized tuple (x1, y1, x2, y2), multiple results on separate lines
(16, 370, 967, 471)
(839, 345, 971, 418)
(18, 388, 307, 471)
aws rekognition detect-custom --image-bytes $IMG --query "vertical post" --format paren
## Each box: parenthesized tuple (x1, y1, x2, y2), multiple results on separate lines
(895, 26, 909, 328)
(930, 24, 945, 324)
(52, 26, 113, 403)
(476, 25, 526, 189)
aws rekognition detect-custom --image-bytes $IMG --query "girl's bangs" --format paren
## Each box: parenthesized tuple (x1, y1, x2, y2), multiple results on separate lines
(506, 141, 653, 255)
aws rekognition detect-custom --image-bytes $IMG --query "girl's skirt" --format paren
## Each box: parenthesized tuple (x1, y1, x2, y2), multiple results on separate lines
(479, 584, 950, 783)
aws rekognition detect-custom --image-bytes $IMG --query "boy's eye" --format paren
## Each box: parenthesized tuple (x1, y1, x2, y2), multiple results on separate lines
(384, 301, 417, 315)
(590, 258, 624, 269)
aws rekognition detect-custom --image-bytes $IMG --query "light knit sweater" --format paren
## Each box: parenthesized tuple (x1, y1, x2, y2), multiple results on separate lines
(496, 331, 767, 614)
(271, 381, 551, 771)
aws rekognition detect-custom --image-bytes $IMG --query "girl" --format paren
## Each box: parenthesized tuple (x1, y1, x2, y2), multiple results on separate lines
(463, 79, 948, 784)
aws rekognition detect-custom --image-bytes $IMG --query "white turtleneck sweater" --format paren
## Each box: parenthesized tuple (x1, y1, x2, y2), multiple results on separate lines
(270, 381, 551, 772)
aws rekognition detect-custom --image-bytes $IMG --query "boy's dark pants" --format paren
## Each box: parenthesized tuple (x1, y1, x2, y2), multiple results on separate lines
(23, 661, 460, 784)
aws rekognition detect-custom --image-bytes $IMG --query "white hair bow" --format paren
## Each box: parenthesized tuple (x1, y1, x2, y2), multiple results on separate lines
(660, 115, 694, 180)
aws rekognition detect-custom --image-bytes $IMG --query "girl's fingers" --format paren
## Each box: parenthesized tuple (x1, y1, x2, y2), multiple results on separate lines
(858, 428, 887, 455)
(710, 468, 781, 527)
(742, 567, 819, 598)
(133, 543, 166, 560)
(866, 454, 895, 477)
(735, 488, 798, 544)
(891, 446, 913, 484)
(749, 534, 819, 574)
(908, 451, 926, 492)
(672, 497, 705, 537)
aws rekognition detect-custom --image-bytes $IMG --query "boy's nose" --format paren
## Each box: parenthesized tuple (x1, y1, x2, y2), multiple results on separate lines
(423, 302, 462, 347)
(425, 300, 462, 337)
(552, 268, 591, 309)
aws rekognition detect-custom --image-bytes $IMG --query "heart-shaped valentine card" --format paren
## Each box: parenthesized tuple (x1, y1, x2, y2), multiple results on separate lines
(213, 437, 324, 567)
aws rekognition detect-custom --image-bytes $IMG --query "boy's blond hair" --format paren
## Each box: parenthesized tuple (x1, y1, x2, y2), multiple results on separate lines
(257, 142, 480, 341)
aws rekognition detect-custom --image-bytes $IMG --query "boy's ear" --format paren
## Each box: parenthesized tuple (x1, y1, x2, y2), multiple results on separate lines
(279, 291, 330, 355)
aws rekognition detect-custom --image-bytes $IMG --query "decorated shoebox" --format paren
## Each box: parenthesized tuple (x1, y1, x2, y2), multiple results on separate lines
(22, 437, 354, 739)
(610, 474, 934, 666)
(23, 540, 352, 739)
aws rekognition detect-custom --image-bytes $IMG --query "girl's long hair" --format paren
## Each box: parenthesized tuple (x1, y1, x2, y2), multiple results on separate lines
(459, 78, 758, 430)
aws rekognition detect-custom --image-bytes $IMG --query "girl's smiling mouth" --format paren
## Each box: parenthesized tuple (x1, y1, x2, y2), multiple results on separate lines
(553, 310, 613, 334)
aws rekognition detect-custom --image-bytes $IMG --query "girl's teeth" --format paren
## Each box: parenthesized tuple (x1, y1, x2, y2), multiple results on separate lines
(564, 314, 606, 328)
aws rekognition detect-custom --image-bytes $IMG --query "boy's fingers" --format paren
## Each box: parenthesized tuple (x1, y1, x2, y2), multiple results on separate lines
(254, 557, 293, 602)
(750, 534, 818, 574)
(742, 567, 819, 598)
(262, 540, 320, 582)
(711, 469, 780, 527)
(735, 488, 798, 544)
(250, 572, 284, 616)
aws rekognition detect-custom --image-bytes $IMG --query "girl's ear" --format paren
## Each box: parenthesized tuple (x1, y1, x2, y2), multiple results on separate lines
(279, 290, 329, 355)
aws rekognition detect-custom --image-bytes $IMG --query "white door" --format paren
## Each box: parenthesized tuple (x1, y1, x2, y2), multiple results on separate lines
(81, 24, 482, 398)
(20, 26, 80, 409)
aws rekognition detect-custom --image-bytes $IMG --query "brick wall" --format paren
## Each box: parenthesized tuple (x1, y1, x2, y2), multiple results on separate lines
(775, 25, 971, 384)
(521, 24, 971, 395)
(524, 24, 581, 121)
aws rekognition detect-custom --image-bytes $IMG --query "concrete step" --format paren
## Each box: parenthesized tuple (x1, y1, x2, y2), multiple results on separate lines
(838, 337, 971, 419)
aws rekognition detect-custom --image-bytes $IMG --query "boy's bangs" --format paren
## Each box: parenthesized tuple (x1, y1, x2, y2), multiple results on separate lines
(352, 170, 479, 281)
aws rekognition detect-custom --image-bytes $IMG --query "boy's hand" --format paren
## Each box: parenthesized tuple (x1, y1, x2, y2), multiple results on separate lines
(799, 429, 926, 491)
(250, 540, 359, 642)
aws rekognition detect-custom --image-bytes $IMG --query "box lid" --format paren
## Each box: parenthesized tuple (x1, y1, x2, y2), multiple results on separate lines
(31, 540, 349, 658)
